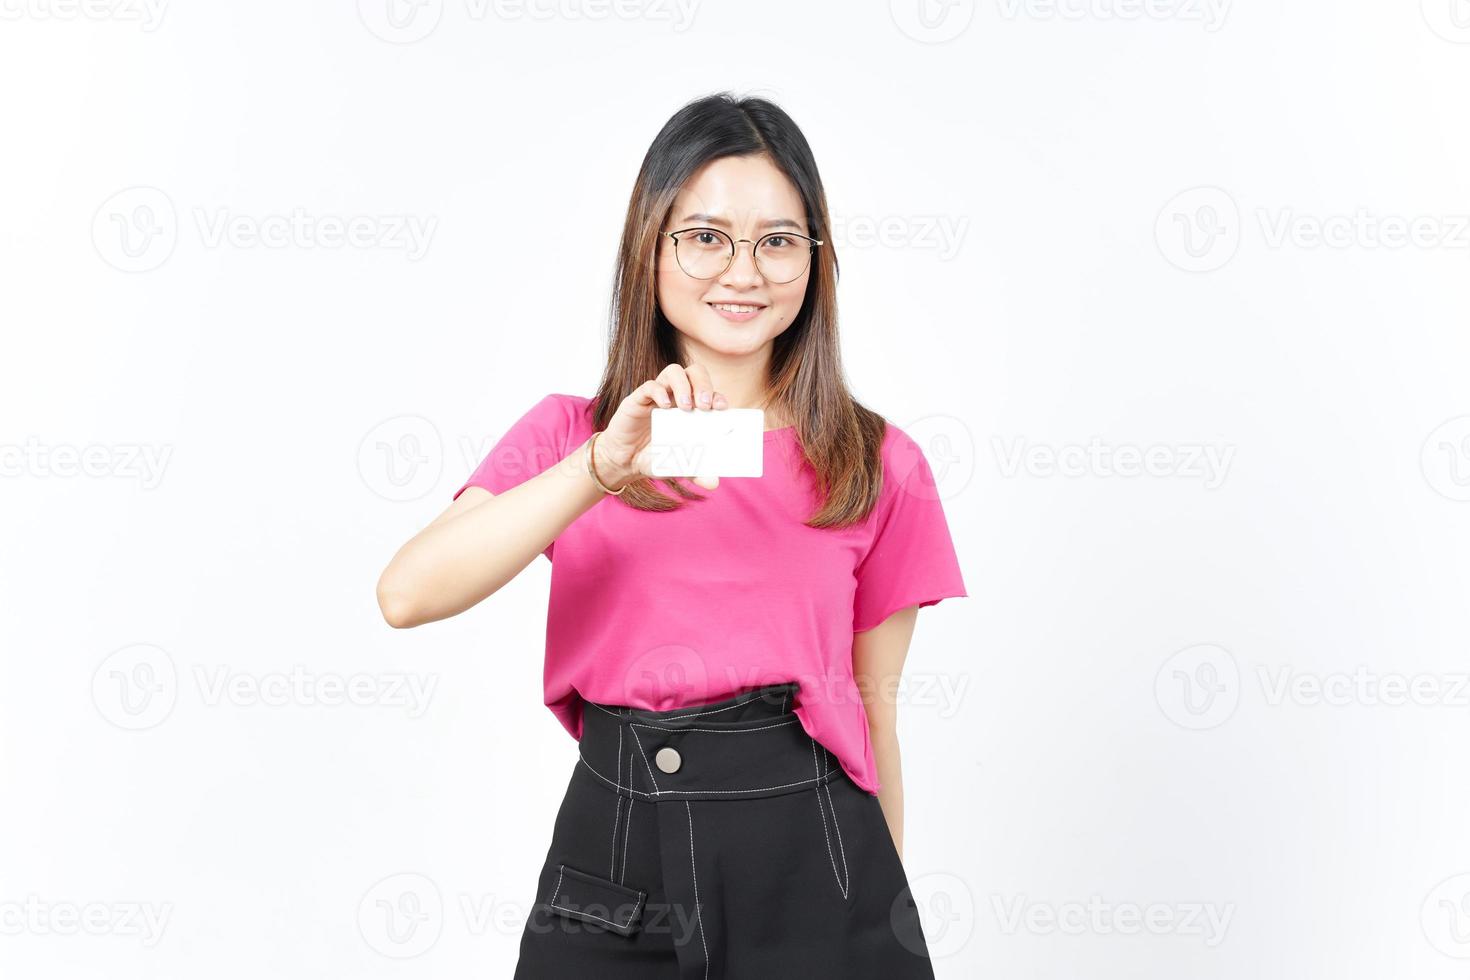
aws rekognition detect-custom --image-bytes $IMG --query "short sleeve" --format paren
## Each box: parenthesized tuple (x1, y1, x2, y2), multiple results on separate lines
(852, 427, 968, 632)
(453, 394, 575, 560)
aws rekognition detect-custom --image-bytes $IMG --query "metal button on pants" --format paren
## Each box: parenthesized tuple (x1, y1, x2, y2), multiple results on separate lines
(655, 746, 682, 774)
(513, 681, 935, 979)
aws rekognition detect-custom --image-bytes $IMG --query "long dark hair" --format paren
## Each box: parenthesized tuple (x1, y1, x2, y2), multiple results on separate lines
(592, 91, 888, 528)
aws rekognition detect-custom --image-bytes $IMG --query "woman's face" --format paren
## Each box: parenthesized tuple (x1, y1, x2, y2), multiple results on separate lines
(655, 153, 812, 359)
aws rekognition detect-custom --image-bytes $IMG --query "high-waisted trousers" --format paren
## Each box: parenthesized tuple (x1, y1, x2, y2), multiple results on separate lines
(512, 681, 937, 979)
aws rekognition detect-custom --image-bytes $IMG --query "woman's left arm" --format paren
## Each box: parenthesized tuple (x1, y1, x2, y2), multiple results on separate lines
(852, 604, 921, 864)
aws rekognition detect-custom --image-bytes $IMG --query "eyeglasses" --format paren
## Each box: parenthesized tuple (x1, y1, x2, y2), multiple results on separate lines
(660, 226, 823, 284)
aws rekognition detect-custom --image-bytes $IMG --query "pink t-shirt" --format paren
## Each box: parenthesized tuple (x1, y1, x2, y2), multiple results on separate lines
(453, 393, 967, 795)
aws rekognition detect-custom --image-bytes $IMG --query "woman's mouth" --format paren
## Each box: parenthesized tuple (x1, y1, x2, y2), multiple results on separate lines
(707, 302, 765, 322)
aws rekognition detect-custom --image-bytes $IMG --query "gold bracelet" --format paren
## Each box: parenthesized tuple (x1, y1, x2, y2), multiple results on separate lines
(585, 431, 627, 495)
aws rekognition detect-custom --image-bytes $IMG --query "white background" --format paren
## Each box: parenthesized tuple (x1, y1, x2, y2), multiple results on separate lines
(3, 0, 1470, 977)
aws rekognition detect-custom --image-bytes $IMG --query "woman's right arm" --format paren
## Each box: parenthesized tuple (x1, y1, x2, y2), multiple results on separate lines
(374, 433, 638, 629)
(374, 367, 726, 629)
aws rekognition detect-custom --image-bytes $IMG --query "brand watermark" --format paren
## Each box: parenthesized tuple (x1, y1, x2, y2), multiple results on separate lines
(361, 415, 445, 502)
(1158, 186, 1470, 272)
(359, 871, 745, 957)
(93, 186, 436, 272)
(1422, 415, 1470, 502)
(1258, 666, 1470, 708)
(1156, 643, 1240, 730)
(890, 0, 976, 43)
(993, 436, 1235, 488)
(0, 437, 173, 489)
(1157, 644, 1470, 729)
(1421, 0, 1470, 43)
(991, 894, 1235, 946)
(906, 871, 977, 958)
(359, 873, 443, 958)
(1155, 186, 1240, 273)
(357, 0, 698, 43)
(0, 896, 173, 946)
(193, 665, 437, 715)
(1423, 873, 1470, 958)
(892, 0, 1229, 42)
(0, 0, 167, 29)
(828, 213, 970, 261)
(1256, 209, 1470, 251)
(92, 644, 439, 730)
(994, 0, 1229, 31)
(601, 653, 974, 719)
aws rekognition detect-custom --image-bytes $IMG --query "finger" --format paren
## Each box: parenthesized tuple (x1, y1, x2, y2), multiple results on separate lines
(684, 362, 715, 410)
(658, 362, 694, 410)
(692, 473, 720, 491)
(649, 379, 674, 409)
(627, 378, 673, 412)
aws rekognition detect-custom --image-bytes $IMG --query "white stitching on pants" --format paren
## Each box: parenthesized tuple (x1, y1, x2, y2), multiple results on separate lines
(609, 796, 623, 881)
(620, 749, 635, 885)
(577, 750, 829, 798)
(628, 724, 661, 793)
(685, 801, 710, 980)
(822, 781, 850, 896)
(629, 719, 798, 734)
(548, 864, 645, 931)
(609, 723, 624, 879)
(811, 740, 850, 899)
(655, 699, 758, 721)
(591, 684, 798, 723)
(655, 685, 792, 720)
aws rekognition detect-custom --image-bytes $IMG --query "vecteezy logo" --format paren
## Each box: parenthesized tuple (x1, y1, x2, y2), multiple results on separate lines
(1422, 0, 1470, 43)
(1155, 186, 1240, 272)
(902, 871, 975, 958)
(1422, 873, 1470, 958)
(1421, 416, 1470, 502)
(358, 416, 443, 502)
(358, 0, 443, 43)
(889, 0, 975, 43)
(902, 414, 975, 502)
(1155, 643, 1239, 730)
(618, 644, 711, 708)
(92, 186, 178, 272)
(92, 643, 178, 730)
(358, 873, 444, 958)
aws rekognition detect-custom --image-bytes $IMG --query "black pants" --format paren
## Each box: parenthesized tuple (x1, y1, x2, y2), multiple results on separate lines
(512, 681, 936, 979)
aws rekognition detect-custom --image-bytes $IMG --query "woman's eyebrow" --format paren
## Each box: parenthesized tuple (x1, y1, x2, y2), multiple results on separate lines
(678, 212, 804, 231)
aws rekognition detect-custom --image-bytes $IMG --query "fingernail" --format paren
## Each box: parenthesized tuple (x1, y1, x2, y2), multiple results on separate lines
(698, 391, 711, 408)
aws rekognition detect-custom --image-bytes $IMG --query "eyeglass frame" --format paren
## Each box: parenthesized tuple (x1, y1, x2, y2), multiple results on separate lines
(659, 226, 825, 283)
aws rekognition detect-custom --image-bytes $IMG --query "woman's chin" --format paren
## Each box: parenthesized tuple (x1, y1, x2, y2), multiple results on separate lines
(672, 321, 768, 355)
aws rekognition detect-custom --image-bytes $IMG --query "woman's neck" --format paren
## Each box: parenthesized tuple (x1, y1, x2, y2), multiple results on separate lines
(678, 342, 784, 425)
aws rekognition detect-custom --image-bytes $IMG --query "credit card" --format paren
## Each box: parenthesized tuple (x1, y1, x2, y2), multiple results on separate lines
(647, 407, 764, 478)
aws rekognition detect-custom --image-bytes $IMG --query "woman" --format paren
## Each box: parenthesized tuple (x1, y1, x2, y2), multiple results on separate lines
(376, 92, 967, 978)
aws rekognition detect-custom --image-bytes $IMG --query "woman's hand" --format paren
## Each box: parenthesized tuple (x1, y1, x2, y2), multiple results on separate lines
(595, 362, 730, 491)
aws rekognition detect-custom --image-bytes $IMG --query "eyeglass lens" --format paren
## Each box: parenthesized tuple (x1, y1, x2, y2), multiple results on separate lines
(672, 229, 813, 283)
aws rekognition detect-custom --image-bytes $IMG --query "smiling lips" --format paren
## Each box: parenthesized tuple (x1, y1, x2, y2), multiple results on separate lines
(708, 301, 765, 322)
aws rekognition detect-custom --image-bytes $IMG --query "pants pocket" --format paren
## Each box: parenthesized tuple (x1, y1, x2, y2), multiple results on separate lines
(539, 863, 647, 937)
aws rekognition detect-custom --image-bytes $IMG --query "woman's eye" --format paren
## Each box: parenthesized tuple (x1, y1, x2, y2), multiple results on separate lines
(763, 236, 792, 249)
